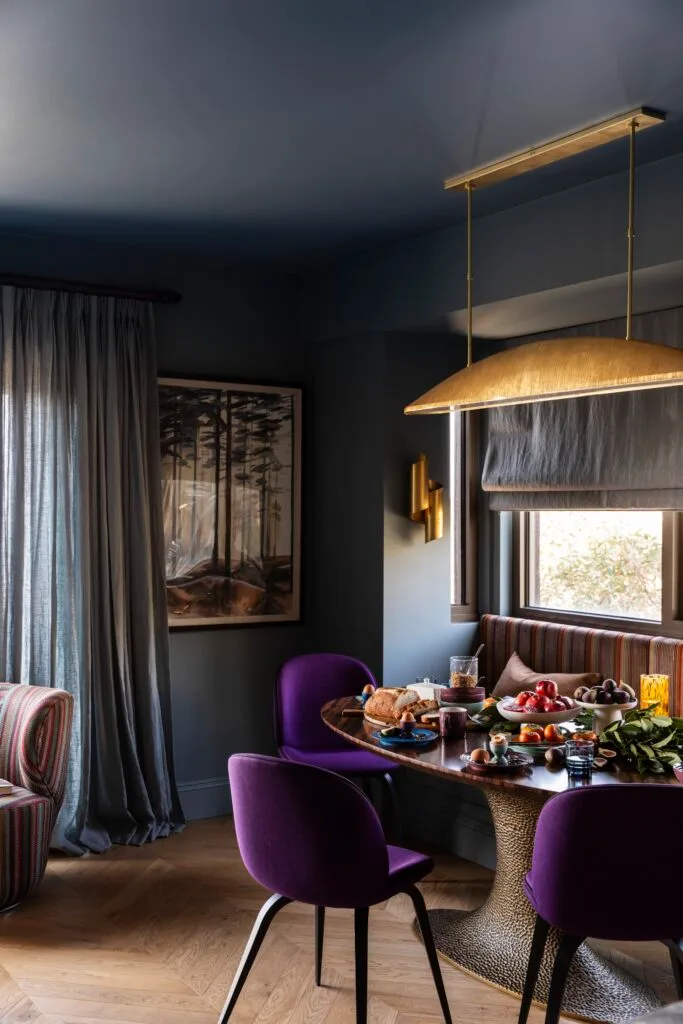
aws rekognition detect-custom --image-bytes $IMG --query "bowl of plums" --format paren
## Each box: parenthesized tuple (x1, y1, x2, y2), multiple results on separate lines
(574, 678, 638, 729)
(497, 679, 580, 725)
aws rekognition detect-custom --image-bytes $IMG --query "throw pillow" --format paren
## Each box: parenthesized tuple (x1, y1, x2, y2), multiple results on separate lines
(492, 651, 602, 699)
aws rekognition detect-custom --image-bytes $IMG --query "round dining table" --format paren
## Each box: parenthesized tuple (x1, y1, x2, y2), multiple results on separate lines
(322, 697, 677, 1024)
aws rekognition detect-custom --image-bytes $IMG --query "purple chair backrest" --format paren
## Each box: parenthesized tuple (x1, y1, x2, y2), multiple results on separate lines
(229, 753, 389, 908)
(530, 784, 683, 940)
(275, 653, 377, 751)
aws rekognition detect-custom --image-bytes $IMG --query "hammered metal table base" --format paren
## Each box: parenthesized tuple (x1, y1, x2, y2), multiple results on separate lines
(424, 786, 662, 1024)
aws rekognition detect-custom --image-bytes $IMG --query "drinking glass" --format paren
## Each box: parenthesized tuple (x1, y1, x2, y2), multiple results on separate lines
(449, 656, 479, 689)
(565, 739, 595, 778)
(640, 674, 670, 715)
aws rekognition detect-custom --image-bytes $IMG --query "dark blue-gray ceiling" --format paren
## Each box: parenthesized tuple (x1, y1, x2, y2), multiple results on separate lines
(2, 0, 683, 262)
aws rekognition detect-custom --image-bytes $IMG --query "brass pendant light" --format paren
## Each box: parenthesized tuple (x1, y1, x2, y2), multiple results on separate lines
(404, 108, 683, 416)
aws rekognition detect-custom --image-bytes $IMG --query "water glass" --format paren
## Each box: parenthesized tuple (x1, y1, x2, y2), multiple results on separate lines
(565, 739, 595, 778)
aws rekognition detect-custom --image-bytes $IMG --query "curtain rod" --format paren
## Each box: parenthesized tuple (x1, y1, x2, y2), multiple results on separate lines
(0, 272, 181, 305)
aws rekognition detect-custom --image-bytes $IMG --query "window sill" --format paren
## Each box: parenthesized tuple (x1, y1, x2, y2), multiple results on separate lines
(515, 604, 683, 639)
(451, 604, 479, 624)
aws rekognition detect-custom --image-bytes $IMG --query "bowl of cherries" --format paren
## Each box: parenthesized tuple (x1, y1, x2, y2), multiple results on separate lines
(497, 679, 580, 724)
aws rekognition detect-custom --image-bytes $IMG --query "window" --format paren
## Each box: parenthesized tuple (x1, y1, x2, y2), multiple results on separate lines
(515, 509, 683, 633)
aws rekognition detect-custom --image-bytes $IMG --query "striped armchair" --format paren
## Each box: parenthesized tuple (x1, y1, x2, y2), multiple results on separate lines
(0, 684, 74, 911)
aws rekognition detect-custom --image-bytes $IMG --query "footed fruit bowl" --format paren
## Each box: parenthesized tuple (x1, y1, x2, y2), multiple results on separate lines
(574, 679, 638, 730)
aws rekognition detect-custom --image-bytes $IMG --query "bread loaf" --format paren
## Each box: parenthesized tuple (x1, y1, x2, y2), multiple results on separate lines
(364, 687, 438, 724)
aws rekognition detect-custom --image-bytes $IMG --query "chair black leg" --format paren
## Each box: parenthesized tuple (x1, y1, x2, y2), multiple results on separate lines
(664, 939, 683, 999)
(217, 893, 292, 1024)
(545, 933, 583, 1024)
(406, 885, 452, 1024)
(517, 915, 550, 1024)
(354, 907, 369, 1024)
(315, 906, 325, 986)
(382, 771, 402, 842)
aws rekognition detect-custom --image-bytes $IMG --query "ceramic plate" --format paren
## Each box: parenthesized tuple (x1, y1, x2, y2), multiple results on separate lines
(460, 751, 533, 773)
(508, 741, 565, 764)
(372, 728, 437, 748)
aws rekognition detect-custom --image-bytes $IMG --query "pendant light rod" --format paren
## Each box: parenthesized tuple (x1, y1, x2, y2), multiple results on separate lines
(465, 181, 474, 367)
(626, 119, 637, 341)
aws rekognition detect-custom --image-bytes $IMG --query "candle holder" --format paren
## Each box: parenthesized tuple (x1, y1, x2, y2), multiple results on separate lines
(640, 674, 670, 715)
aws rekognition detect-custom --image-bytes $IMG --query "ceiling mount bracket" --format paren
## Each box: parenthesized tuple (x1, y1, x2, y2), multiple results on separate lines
(444, 108, 665, 193)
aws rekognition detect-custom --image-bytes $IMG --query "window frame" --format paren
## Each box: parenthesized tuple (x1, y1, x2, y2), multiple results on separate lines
(512, 509, 683, 638)
(450, 411, 478, 622)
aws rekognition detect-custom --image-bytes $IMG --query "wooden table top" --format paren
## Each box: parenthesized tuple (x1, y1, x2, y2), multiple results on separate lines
(321, 698, 680, 797)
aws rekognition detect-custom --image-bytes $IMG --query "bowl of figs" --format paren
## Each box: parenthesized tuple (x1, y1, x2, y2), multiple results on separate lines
(574, 679, 638, 729)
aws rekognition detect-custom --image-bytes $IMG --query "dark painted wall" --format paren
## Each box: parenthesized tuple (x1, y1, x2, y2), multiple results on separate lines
(311, 333, 385, 676)
(383, 333, 478, 685)
(0, 230, 312, 819)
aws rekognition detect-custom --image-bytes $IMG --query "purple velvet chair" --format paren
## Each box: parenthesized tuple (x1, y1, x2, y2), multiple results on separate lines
(518, 785, 683, 1024)
(275, 653, 400, 831)
(221, 753, 452, 1024)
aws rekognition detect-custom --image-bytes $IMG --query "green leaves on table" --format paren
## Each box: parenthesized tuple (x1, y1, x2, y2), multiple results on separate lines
(599, 705, 683, 774)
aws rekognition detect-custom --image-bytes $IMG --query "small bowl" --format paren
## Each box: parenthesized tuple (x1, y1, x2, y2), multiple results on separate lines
(440, 698, 485, 715)
(673, 763, 683, 785)
(497, 698, 579, 725)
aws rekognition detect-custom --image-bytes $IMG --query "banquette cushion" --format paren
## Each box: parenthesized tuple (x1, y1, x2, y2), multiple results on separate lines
(492, 652, 602, 699)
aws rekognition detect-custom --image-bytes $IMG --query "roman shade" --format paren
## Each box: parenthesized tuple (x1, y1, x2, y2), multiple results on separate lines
(482, 308, 683, 510)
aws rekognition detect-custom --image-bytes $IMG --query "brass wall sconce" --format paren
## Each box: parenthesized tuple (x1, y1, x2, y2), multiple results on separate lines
(410, 453, 443, 542)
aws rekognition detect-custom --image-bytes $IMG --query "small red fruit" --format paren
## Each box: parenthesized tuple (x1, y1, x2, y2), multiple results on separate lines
(535, 695, 551, 712)
(525, 694, 541, 710)
(535, 679, 559, 700)
(514, 690, 534, 706)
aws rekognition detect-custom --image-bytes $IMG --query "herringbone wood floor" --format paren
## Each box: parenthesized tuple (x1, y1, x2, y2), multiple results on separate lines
(0, 818, 675, 1023)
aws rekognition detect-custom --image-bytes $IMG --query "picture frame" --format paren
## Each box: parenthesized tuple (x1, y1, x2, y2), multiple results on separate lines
(158, 376, 302, 628)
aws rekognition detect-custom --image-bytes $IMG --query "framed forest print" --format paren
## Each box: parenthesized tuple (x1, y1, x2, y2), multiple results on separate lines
(159, 377, 302, 627)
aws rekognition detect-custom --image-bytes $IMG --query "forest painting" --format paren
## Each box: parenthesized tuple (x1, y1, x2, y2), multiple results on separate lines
(158, 378, 301, 627)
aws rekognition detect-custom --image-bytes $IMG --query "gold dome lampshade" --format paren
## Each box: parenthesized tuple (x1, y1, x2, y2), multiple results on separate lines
(405, 109, 678, 416)
(405, 335, 683, 414)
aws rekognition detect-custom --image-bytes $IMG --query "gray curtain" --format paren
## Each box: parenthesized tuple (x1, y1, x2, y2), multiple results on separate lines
(0, 286, 184, 853)
(482, 308, 683, 510)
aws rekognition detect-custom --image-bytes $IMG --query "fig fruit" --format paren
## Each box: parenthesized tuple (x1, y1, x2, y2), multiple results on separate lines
(612, 689, 630, 704)
(574, 686, 589, 700)
(593, 757, 608, 769)
(596, 691, 610, 704)
(603, 678, 617, 692)
(585, 688, 600, 703)
(598, 747, 617, 759)
(619, 682, 636, 699)
(545, 747, 565, 767)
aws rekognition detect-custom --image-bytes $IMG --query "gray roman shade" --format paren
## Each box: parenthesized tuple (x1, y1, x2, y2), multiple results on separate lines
(482, 308, 683, 511)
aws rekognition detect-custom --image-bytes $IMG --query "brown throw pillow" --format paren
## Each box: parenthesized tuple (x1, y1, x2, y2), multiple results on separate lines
(492, 652, 602, 700)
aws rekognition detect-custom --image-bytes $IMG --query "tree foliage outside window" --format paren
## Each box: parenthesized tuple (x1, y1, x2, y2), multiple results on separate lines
(531, 510, 662, 622)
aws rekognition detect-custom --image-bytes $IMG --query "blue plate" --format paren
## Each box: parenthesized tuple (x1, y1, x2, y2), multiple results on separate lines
(373, 728, 437, 748)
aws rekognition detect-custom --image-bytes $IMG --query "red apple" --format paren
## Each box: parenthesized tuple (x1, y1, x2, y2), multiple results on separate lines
(535, 679, 559, 700)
